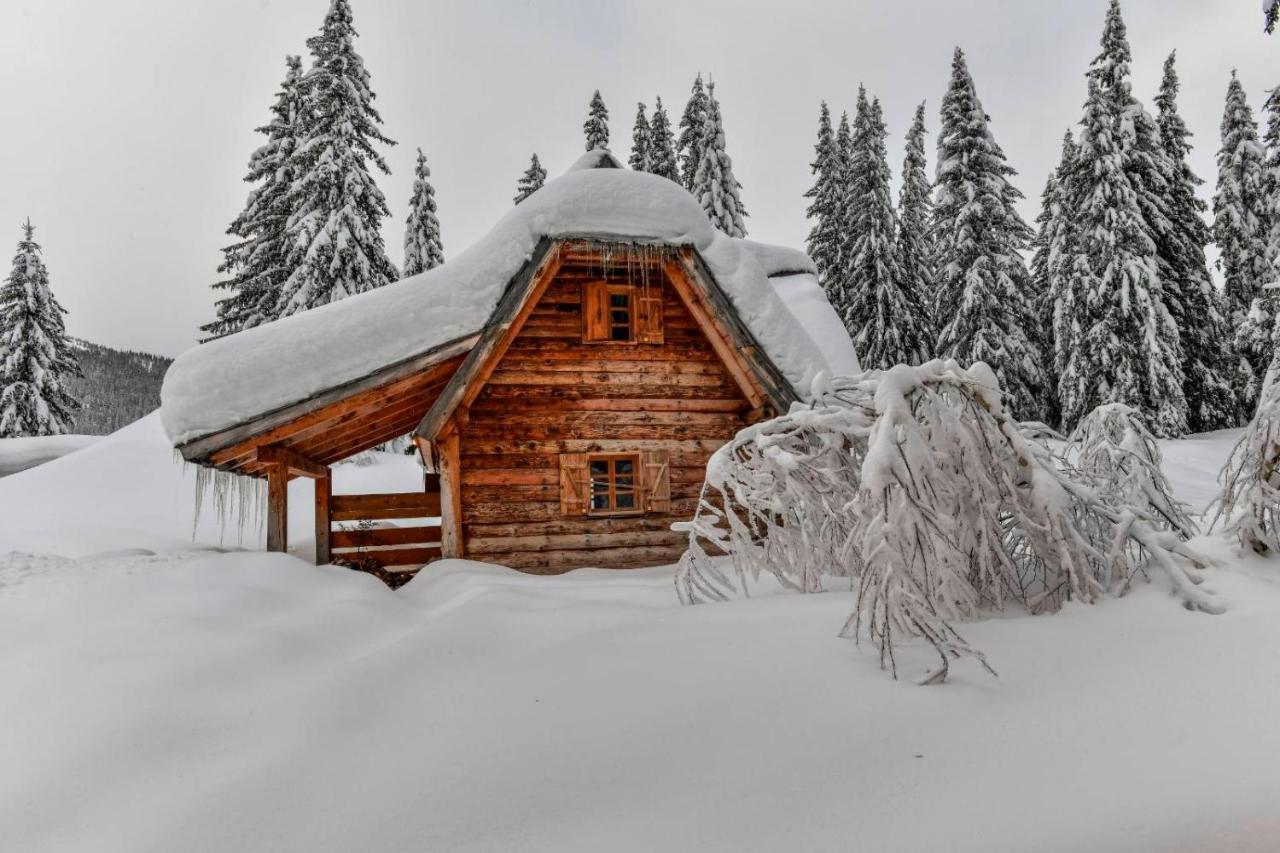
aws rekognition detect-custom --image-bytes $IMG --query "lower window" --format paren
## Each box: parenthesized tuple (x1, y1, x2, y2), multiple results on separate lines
(588, 454, 641, 516)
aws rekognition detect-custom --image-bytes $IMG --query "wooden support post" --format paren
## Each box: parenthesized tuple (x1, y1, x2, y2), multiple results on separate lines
(438, 430, 464, 558)
(266, 464, 288, 553)
(314, 469, 331, 566)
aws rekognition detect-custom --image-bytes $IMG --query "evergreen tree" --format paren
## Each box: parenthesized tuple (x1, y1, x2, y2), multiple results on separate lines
(0, 221, 80, 438)
(204, 55, 305, 339)
(818, 109, 856, 327)
(647, 97, 679, 182)
(1058, 78, 1187, 436)
(514, 153, 547, 205)
(1214, 71, 1270, 324)
(893, 102, 936, 354)
(1031, 131, 1078, 426)
(931, 48, 1046, 420)
(1268, 0, 1279, 33)
(1155, 52, 1237, 430)
(803, 102, 842, 286)
(628, 102, 651, 171)
(402, 148, 444, 278)
(277, 0, 398, 316)
(692, 83, 747, 238)
(678, 73, 709, 191)
(584, 90, 609, 151)
(844, 99, 930, 368)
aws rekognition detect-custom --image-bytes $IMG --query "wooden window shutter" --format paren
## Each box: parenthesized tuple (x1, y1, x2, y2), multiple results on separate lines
(582, 281, 611, 342)
(641, 450, 672, 514)
(634, 289, 664, 344)
(559, 453, 589, 516)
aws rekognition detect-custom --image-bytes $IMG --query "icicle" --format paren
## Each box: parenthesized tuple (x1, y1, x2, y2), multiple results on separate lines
(186, 458, 265, 546)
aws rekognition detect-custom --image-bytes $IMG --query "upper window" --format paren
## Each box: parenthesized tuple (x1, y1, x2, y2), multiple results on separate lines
(582, 281, 664, 344)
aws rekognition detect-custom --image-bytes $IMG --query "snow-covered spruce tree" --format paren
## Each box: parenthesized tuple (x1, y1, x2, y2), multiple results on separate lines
(628, 102, 651, 171)
(277, 0, 398, 316)
(584, 89, 609, 151)
(692, 83, 747, 238)
(821, 109, 856, 323)
(647, 97, 679, 182)
(676, 364, 1220, 683)
(1067, 403, 1196, 541)
(1156, 52, 1238, 431)
(513, 153, 546, 205)
(204, 55, 305, 339)
(1058, 78, 1188, 437)
(931, 48, 1046, 421)
(893, 102, 936, 356)
(1215, 72, 1270, 324)
(845, 99, 930, 368)
(1214, 376, 1280, 553)
(402, 148, 444, 278)
(803, 102, 843, 288)
(1268, 0, 1279, 33)
(0, 221, 81, 438)
(1031, 131, 1078, 428)
(678, 73, 709, 191)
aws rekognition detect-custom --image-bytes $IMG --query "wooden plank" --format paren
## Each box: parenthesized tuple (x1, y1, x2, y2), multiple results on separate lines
(315, 472, 331, 565)
(332, 545, 442, 567)
(253, 445, 328, 480)
(438, 431, 464, 558)
(182, 336, 476, 464)
(466, 515, 684, 539)
(464, 497, 701, 525)
(466, 529, 686, 555)
(331, 525, 441, 549)
(266, 464, 288, 553)
(330, 492, 441, 521)
(484, 544, 689, 572)
(469, 396, 749, 415)
(493, 358, 726, 375)
(485, 369, 731, 388)
(459, 438, 728, 456)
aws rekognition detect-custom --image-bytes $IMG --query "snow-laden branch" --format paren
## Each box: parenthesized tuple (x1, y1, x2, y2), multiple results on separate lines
(676, 362, 1221, 684)
(1213, 378, 1280, 553)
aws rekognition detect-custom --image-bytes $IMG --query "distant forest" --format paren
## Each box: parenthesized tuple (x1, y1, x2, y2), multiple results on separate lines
(66, 340, 170, 435)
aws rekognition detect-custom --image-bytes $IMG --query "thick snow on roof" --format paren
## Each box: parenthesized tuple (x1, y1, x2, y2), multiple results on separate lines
(771, 273, 861, 377)
(162, 163, 836, 447)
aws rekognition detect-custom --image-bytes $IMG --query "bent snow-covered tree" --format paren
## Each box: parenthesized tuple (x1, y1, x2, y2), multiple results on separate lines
(676, 362, 1220, 683)
(0, 221, 81, 438)
(277, 0, 399, 316)
(1214, 377, 1280, 554)
(402, 148, 444, 278)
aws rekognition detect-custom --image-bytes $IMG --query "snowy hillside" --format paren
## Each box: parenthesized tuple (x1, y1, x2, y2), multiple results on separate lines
(2, 412, 1280, 852)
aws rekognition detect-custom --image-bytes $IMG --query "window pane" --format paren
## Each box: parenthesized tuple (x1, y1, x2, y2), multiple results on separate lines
(592, 493, 611, 510)
(616, 493, 635, 509)
(609, 293, 629, 307)
(611, 326, 630, 341)
(589, 460, 608, 476)
(615, 459, 633, 475)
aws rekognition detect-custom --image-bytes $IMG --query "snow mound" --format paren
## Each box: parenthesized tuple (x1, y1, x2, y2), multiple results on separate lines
(741, 240, 818, 278)
(161, 166, 834, 447)
(771, 273, 861, 376)
(0, 434, 99, 477)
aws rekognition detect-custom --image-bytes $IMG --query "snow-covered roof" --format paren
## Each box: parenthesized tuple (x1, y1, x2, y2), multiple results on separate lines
(161, 159, 843, 448)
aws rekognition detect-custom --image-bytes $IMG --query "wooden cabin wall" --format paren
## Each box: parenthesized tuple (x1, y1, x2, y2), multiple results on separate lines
(457, 266, 751, 573)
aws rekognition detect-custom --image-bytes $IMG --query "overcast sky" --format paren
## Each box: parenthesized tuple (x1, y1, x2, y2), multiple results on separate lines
(0, 0, 1272, 357)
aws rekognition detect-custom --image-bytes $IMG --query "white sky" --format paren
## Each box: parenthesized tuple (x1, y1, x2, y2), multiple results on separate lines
(0, 0, 1272, 357)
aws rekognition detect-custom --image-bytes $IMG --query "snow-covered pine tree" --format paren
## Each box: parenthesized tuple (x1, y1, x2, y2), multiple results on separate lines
(1058, 78, 1188, 436)
(584, 90, 609, 151)
(930, 48, 1046, 420)
(628, 102, 651, 171)
(402, 148, 444, 278)
(513, 153, 547, 205)
(1032, 131, 1077, 427)
(1268, 0, 1279, 33)
(204, 55, 305, 340)
(893, 102, 936, 357)
(843, 99, 930, 369)
(1155, 52, 1238, 430)
(277, 0, 398, 316)
(647, 97, 679, 182)
(691, 83, 747, 238)
(1215, 71, 1270, 324)
(678, 74, 709, 191)
(0, 221, 81, 438)
(803, 102, 842, 288)
(824, 109, 856, 324)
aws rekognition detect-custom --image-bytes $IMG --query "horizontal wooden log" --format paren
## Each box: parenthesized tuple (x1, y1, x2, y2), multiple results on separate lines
(332, 545, 442, 567)
(331, 492, 441, 521)
(461, 450, 714, 471)
(460, 422, 740, 442)
(482, 544, 689, 572)
(459, 438, 728, 456)
(474, 383, 742, 403)
(463, 497, 700, 524)
(466, 529, 686, 555)
(331, 525, 441, 549)
(466, 515, 686, 539)
(502, 341, 719, 361)
(486, 369, 732, 388)
(494, 358, 726, 375)
(252, 445, 328, 479)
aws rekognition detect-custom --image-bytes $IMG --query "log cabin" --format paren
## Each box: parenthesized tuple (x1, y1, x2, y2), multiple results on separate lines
(160, 151, 859, 574)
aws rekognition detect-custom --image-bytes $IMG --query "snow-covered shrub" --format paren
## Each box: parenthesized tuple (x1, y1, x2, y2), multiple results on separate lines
(1066, 403, 1197, 540)
(676, 361, 1221, 683)
(1213, 378, 1280, 553)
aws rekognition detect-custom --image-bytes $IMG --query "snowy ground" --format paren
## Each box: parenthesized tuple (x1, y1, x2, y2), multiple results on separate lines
(2, 416, 1279, 852)
(0, 434, 98, 477)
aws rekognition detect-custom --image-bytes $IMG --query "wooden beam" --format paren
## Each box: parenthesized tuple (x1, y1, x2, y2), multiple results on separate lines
(266, 464, 288, 553)
(253, 445, 328, 480)
(315, 471, 331, 566)
(438, 431, 464, 558)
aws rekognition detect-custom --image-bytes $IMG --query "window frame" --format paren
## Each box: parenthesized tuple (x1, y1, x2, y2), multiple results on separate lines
(606, 285, 633, 342)
(586, 452, 643, 517)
